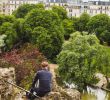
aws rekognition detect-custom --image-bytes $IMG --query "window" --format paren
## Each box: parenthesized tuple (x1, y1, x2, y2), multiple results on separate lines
(69, 9, 72, 12)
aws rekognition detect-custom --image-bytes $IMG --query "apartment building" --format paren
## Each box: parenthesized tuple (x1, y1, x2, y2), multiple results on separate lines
(0, 0, 46, 15)
(1, 0, 110, 17)
(66, 1, 110, 17)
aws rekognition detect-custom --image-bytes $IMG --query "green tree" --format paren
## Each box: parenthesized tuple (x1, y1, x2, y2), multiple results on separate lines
(57, 31, 109, 90)
(62, 19, 74, 40)
(96, 47, 110, 86)
(52, 6, 67, 20)
(4, 15, 16, 23)
(0, 22, 17, 50)
(13, 18, 25, 45)
(13, 3, 44, 18)
(87, 14, 109, 34)
(87, 14, 110, 45)
(24, 9, 64, 60)
(0, 15, 15, 26)
(31, 27, 52, 57)
(100, 30, 110, 45)
(73, 13, 90, 32)
(0, 15, 4, 25)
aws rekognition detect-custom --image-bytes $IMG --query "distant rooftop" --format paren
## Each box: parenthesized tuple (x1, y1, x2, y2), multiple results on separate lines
(46, 0, 67, 3)
(89, 1, 110, 5)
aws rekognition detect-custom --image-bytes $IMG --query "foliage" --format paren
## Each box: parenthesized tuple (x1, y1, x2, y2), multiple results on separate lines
(52, 6, 67, 20)
(1, 43, 46, 89)
(0, 22, 17, 50)
(0, 15, 15, 26)
(13, 18, 26, 46)
(13, 3, 44, 18)
(73, 13, 90, 32)
(100, 30, 110, 45)
(24, 9, 64, 60)
(57, 31, 110, 90)
(62, 19, 74, 40)
(31, 27, 53, 57)
(0, 35, 6, 48)
(87, 14, 109, 33)
(87, 14, 110, 44)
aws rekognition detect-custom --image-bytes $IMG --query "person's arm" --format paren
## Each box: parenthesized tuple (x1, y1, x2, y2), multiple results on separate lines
(31, 72, 39, 88)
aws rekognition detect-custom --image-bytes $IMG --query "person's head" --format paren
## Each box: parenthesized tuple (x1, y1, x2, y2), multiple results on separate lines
(41, 61, 49, 70)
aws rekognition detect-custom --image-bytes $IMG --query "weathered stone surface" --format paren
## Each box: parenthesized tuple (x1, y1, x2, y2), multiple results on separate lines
(95, 73, 107, 88)
(0, 65, 81, 100)
(0, 67, 15, 100)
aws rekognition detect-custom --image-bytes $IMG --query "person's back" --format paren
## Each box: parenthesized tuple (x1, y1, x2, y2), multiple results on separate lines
(26, 61, 52, 100)
(37, 70, 52, 92)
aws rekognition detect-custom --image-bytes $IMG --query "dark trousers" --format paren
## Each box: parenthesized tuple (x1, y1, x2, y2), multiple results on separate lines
(26, 88, 50, 100)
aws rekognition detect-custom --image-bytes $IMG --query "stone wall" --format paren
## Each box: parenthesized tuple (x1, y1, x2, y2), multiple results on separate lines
(0, 67, 15, 100)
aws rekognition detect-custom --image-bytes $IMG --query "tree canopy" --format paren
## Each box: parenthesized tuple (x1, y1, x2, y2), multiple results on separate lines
(57, 31, 110, 90)
(87, 14, 110, 45)
(62, 19, 74, 40)
(52, 6, 67, 20)
(73, 13, 90, 32)
(0, 22, 17, 50)
(0, 15, 15, 26)
(13, 3, 45, 18)
(24, 9, 64, 60)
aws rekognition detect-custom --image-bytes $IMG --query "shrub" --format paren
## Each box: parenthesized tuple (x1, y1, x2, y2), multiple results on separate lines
(1, 43, 46, 89)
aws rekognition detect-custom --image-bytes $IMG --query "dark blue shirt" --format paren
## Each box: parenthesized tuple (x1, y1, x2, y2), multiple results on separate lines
(32, 69, 52, 92)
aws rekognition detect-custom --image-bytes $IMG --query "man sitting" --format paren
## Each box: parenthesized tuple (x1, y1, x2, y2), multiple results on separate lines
(26, 61, 52, 100)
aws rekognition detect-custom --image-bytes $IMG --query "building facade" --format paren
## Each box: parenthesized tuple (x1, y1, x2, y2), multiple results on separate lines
(1, 0, 110, 17)
(0, 0, 46, 15)
(67, 1, 110, 17)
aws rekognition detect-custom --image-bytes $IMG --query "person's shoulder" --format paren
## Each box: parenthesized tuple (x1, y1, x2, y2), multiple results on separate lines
(37, 70, 43, 73)
(48, 71, 52, 76)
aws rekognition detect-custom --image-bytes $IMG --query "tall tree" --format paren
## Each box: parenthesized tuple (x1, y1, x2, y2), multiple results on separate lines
(87, 14, 110, 44)
(52, 6, 67, 20)
(0, 15, 15, 26)
(24, 9, 64, 60)
(13, 3, 44, 18)
(63, 19, 74, 40)
(0, 22, 17, 50)
(57, 31, 110, 90)
(73, 13, 90, 32)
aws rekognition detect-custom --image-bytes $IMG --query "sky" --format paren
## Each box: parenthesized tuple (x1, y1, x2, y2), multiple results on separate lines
(83, 0, 110, 2)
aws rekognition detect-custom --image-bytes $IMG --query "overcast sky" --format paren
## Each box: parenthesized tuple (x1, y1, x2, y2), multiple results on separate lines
(83, 0, 110, 2)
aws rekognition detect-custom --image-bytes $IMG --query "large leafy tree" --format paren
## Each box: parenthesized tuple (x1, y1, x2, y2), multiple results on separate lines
(87, 14, 109, 33)
(57, 31, 110, 90)
(52, 6, 67, 20)
(100, 30, 110, 45)
(73, 13, 90, 32)
(13, 3, 44, 18)
(62, 19, 74, 40)
(0, 22, 17, 50)
(31, 26, 52, 58)
(0, 15, 15, 26)
(87, 14, 110, 45)
(24, 9, 64, 60)
(13, 18, 25, 46)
